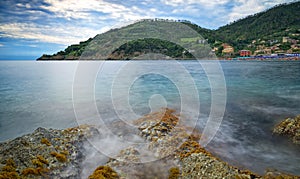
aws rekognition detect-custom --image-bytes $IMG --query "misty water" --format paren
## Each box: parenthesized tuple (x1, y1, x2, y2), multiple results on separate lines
(0, 60, 299, 175)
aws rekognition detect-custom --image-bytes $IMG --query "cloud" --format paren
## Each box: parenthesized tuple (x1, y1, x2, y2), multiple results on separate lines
(0, 43, 3, 47)
(0, 22, 107, 45)
(228, 0, 295, 23)
(161, 0, 295, 28)
(161, 0, 229, 7)
(0, 0, 158, 45)
(228, 0, 265, 22)
(39, 0, 147, 21)
(0, 0, 161, 46)
(16, 3, 31, 9)
(159, 0, 231, 29)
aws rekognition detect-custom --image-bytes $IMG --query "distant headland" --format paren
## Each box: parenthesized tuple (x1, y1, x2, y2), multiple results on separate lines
(37, 2, 300, 61)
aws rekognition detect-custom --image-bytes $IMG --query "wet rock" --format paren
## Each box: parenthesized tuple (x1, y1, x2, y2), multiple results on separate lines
(273, 115, 300, 144)
(131, 108, 300, 179)
(105, 147, 177, 179)
(0, 125, 96, 178)
(181, 153, 260, 179)
(264, 169, 300, 179)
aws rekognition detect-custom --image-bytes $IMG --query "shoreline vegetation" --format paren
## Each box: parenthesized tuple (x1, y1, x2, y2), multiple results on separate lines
(0, 108, 299, 178)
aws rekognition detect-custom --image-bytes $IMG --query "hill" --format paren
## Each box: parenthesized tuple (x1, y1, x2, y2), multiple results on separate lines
(38, 19, 212, 60)
(213, 1, 300, 56)
(37, 1, 300, 60)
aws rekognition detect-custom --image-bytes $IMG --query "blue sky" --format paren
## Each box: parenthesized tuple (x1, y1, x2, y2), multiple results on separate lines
(0, 0, 296, 60)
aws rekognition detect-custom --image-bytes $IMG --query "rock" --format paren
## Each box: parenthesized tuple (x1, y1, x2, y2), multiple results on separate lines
(264, 169, 300, 179)
(181, 153, 259, 179)
(0, 125, 96, 178)
(88, 165, 119, 179)
(273, 115, 300, 144)
(1, 110, 300, 179)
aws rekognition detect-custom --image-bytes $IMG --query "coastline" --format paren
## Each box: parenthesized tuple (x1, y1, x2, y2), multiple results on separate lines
(223, 56, 300, 61)
(36, 56, 300, 61)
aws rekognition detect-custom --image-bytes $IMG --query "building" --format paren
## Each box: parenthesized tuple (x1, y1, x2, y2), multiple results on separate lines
(239, 50, 251, 57)
(222, 43, 234, 54)
(212, 47, 218, 52)
(282, 37, 288, 43)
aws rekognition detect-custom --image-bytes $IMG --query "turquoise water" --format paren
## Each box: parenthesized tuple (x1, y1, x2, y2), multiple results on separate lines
(0, 60, 299, 175)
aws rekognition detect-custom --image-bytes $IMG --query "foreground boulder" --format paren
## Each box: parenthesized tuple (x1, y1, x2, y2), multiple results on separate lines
(273, 115, 300, 145)
(116, 108, 257, 178)
(90, 108, 299, 179)
(0, 125, 96, 178)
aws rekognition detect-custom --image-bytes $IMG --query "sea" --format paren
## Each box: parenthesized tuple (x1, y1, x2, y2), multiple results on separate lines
(0, 60, 299, 175)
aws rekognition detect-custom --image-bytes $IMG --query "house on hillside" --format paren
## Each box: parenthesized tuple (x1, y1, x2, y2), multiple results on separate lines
(222, 43, 234, 54)
(212, 47, 219, 52)
(239, 50, 251, 57)
(282, 37, 289, 43)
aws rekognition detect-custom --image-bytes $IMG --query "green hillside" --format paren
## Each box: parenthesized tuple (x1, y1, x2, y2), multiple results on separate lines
(214, 1, 300, 53)
(37, 1, 300, 60)
(38, 20, 211, 60)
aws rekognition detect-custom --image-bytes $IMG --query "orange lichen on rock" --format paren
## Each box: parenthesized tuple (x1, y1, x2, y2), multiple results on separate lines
(160, 108, 179, 126)
(4, 159, 15, 168)
(168, 167, 180, 179)
(133, 108, 178, 126)
(177, 139, 211, 159)
(36, 167, 49, 177)
(63, 124, 92, 136)
(88, 166, 119, 179)
(21, 167, 49, 177)
(41, 137, 51, 146)
(50, 151, 67, 162)
(32, 159, 43, 167)
(21, 167, 39, 176)
(187, 129, 201, 141)
(1, 159, 16, 172)
(37, 155, 49, 165)
(0, 172, 19, 179)
(0, 158, 20, 179)
(32, 155, 49, 168)
(176, 128, 210, 159)
(60, 150, 69, 156)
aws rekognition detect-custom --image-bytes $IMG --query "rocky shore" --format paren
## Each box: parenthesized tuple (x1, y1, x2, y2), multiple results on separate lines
(0, 125, 98, 178)
(1, 109, 299, 179)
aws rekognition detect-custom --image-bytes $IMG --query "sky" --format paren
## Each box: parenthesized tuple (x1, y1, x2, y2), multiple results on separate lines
(0, 0, 296, 60)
